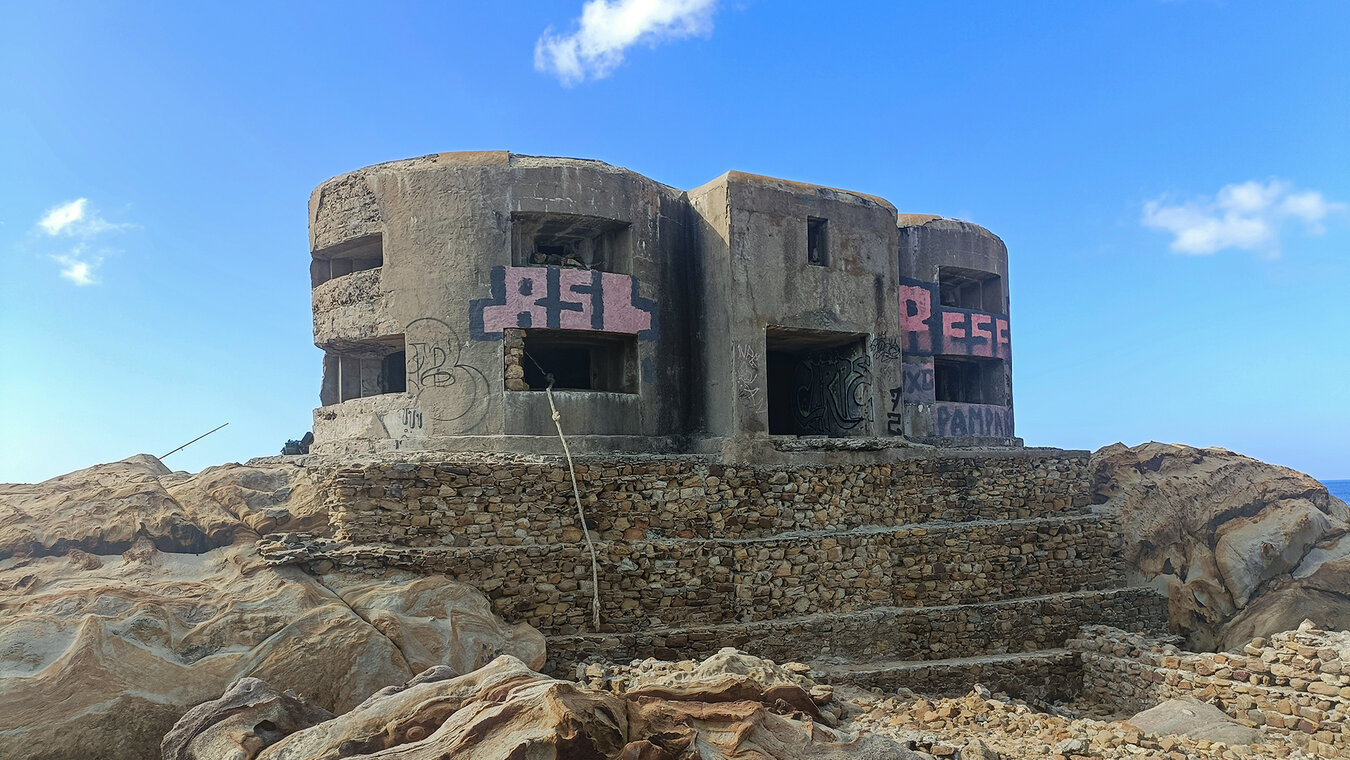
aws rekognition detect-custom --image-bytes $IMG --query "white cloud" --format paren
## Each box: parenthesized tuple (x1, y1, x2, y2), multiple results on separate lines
(31, 198, 130, 285)
(54, 254, 97, 286)
(535, 0, 718, 85)
(39, 198, 88, 235)
(1142, 179, 1345, 257)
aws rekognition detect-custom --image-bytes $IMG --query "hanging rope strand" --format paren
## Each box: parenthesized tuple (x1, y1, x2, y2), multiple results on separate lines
(525, 349, 602, 632)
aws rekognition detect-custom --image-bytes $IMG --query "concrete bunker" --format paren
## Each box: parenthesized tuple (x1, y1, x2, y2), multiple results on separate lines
(307, 153, 1020, 455)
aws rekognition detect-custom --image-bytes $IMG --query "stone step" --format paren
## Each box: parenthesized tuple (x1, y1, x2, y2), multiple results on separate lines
(818, 649, 1081, 701)
(544, 586, 1167, 675)
(276, 513, 1130, 637)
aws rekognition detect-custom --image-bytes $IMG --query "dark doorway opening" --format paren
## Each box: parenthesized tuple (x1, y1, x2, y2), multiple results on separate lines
(765, 328, 871, 436)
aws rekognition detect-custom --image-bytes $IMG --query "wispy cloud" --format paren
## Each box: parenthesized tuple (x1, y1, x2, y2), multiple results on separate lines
(39, 199, 88, 235)
(32, 198, 132, 285)
(535, 0, 718, 86)
(1142, 179, 1345, 257)
(54, 254, 96, 286)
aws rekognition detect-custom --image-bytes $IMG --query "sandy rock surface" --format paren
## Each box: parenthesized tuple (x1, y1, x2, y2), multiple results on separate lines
(0, 455, 545, 760)
(579, 647, 841, 724)
(168, 652, 921, 760)
(167, 648, 1340, 760)
(0, 454, 325, 556)
(1090, 442, 1350, 649)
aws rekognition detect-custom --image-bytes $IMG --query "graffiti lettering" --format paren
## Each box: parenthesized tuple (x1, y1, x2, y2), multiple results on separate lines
(887, 387, 904, 436)
(734, 343, 762, 410)
(898, 284, 933, 353)
(402, 408, 423, 429)
(794, 351, 873, 436)
(873, 333, 904, 364)
(902, 361, 935, 402)
(898, 278, 1010, 359)
(405, 317, 491, 432)
(933, 402, 1013, 438)
(470, 266, 657, 340)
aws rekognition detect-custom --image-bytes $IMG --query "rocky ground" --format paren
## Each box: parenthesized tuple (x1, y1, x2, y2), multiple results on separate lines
(161, 647, 1340, 759)
(845, 687, 1326, 760)
(4, 443, 1349, 759)
(0, 455, 544, 760)
(582, 648, 1340, 759)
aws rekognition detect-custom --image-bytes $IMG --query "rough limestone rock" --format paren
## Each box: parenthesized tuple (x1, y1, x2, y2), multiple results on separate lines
(161, 677, 334, 760)
(321, 572, 546, 676)
(1126, 697, 1262, 745)
(167, 654, 919, 760)
(0, 455, 546, 760)
(0, 455, 326, 557)
(622, 647, 829, 724)
(1091, 442, 1350, 649)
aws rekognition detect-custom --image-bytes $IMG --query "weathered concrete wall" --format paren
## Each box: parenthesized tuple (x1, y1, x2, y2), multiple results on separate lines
(1071, 625, 1350, 756)
(897, 217, 1016, 446)
(686, 173, 900, 447)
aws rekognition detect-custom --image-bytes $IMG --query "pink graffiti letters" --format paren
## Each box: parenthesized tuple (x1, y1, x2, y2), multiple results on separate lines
(470, 266, 657, 340)
(898, 283, 933, 353)
(898, 277, 1010, 359)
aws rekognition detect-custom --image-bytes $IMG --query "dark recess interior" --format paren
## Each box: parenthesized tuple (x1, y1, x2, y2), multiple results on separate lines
(938, 266, 1003, 313)
(765, 327, 866, 435)
(521, 330, 636, 393)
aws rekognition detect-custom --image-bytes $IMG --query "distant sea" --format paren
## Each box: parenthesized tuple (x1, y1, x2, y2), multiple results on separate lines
(1323, 480, 1350, 503)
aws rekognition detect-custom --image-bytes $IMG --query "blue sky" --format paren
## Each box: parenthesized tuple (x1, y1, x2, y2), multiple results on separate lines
(2, 1, 1347, 482)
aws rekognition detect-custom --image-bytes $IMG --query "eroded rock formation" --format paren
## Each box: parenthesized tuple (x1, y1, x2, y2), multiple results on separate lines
(0, 456, 545, 760)
(164, 653, 919, 760)
(1091, 442, 1350, 649)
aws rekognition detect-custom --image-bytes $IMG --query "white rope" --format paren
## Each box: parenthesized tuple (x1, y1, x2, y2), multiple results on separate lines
(543, 379, 602, 632)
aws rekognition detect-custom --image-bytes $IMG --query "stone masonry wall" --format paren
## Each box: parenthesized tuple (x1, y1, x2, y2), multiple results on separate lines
(296, 517, 1125, 634)
(1070, 624, 1350, 757)
(328, 453, 1093, 546)
(260, 449, 1169, 674)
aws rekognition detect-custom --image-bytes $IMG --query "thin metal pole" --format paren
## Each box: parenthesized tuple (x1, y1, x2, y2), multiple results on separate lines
(161, 423, 229, 460)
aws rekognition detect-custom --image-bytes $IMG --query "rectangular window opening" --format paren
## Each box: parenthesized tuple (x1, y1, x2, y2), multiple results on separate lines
(938, 266, 1003, 313)
(311, 234, 384, 288)
(511, 213, 632, 273)
(807, 217, 829, 267)
(765, 328, 870, 436)
(320, 335, 405, 405)
(933, 357, 1007, 405)
(506, 329, 637, 393)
